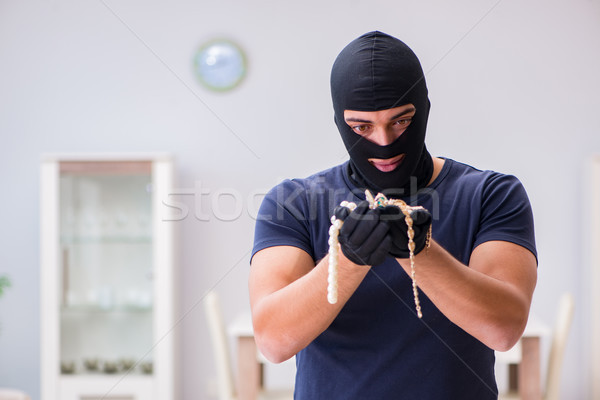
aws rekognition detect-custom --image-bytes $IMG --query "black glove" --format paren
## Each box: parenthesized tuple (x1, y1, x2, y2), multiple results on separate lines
(333, 201, 392, 266)
(381, 205, 432, 258)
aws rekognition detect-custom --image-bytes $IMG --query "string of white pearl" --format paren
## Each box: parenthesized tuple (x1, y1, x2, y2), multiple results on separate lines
(327, 200, 356, 304)
(327, 191, 430, 318)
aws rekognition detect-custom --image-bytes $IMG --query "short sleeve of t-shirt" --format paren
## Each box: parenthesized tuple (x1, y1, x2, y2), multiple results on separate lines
(252, 179, 314, 261)
(473, 172, 537, 261)
(251, 165, 356, 263)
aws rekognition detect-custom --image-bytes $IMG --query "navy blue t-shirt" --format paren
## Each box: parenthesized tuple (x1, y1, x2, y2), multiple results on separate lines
(252, 159, 536, 400)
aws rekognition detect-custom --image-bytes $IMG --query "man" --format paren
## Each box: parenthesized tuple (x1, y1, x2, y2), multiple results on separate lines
(249, 31, 537, 399)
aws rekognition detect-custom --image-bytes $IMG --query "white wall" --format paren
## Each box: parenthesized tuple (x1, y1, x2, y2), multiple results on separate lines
(1, 0, 599, 398)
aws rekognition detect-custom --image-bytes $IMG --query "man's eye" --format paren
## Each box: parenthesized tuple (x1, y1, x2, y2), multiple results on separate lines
(352, 125, 370, 134)
(395, 118, 412, 126)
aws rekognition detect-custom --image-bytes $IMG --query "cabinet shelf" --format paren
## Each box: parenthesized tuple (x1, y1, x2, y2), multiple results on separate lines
(60, 235, 152, 244)
(61, 305, 153, 314)
(58, 374, 155, 399)
(60, 371, 153, 377)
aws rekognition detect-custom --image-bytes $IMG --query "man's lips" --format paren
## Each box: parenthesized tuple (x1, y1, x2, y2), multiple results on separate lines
(368, 154, 405, 172)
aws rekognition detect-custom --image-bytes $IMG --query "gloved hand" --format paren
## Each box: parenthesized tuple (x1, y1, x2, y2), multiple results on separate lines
(381, 206, 432, 258)
(333, 201, 392, 266)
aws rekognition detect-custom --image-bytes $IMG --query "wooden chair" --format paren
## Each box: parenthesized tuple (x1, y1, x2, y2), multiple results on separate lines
(500, 292, 575, 400)
(204, 290, 294, 400)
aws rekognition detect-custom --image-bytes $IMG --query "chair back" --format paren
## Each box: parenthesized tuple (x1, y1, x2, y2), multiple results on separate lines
(544, 292, 575, 400)
(204, 290, 237, 400)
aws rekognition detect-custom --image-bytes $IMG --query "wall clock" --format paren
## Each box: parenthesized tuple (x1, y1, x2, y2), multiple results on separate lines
(194, 39, 247, 92)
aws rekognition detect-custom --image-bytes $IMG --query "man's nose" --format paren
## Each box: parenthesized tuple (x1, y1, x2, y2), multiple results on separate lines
(370, 127, 397, 146)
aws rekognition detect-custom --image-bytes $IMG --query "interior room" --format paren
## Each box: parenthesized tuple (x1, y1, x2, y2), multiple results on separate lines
(1, 0, 599, 399)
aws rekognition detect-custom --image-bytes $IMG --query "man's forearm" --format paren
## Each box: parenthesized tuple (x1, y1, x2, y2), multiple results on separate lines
(250, 248, 370, 363)
(396, 240, 537, 351)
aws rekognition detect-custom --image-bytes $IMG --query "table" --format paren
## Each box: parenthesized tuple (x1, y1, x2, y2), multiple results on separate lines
(495, 316, 551, 400)
(228, 313, 296, 400)
(228, 312, 262, 400)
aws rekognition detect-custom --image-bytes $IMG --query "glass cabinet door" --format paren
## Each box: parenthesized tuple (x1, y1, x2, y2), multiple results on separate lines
(58, 161, 154, 376)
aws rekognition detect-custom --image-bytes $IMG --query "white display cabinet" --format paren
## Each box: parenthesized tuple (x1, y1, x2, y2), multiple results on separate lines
(40, 154, 176, 400)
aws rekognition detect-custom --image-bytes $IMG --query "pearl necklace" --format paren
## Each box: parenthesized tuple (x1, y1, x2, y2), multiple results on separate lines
(327, 190, 431, 318)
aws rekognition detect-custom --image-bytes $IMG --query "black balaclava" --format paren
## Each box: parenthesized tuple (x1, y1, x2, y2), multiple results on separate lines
(331, 31, 433, 196)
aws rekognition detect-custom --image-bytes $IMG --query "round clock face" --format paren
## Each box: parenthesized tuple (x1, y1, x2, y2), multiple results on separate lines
(194, 39, 247, 91)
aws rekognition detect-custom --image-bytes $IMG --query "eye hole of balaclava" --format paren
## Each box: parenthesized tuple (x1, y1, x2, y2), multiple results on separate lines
(330, 31, 433, 195)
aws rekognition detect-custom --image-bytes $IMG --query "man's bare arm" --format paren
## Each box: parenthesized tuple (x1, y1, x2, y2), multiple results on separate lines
(249, 245, 369, 363)
(397, 240, 537, 351)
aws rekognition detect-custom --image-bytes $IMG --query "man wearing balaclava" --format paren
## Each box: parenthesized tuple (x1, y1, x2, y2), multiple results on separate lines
(250, 31, 537, 399)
